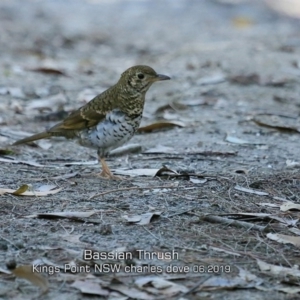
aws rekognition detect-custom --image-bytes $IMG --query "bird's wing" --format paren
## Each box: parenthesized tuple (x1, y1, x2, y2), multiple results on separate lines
(48, 90, 115, 133)
(49, 108, 106, 132)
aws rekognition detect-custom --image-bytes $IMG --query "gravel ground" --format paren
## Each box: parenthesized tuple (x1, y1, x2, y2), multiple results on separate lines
(1, 1, 300, 299)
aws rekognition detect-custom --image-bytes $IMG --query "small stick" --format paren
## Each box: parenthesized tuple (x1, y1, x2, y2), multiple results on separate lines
(194, 213, 267, 232)
(142, 226, 160, 240)
(89, 185, 177, 199)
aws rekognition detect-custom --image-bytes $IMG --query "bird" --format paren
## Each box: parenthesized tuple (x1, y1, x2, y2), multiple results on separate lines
(13, 65, 170, 179)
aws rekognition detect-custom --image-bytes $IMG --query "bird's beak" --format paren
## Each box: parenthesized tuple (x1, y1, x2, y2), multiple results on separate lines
(156, 74, 170, 81)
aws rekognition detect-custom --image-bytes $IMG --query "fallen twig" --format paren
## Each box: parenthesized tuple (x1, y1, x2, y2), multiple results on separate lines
(89, 185, 177, 199)
(194, 213, 268, 232)
(234, 185, 269, 196)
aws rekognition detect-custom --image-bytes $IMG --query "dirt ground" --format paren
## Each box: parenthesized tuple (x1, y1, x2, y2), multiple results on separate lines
(1, 0, 300, 299)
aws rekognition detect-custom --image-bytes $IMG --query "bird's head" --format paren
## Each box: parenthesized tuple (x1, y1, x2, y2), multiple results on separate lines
(120, 65, 170, 93)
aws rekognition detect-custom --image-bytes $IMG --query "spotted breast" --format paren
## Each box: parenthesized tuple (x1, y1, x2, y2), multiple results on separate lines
(78, 109, 142, 157)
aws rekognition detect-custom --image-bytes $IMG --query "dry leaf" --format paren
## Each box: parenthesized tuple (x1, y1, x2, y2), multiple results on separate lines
(109, 284, 154, 300)
(189, 177, 207, 184)
(35, 184, 58, 192)
(230, 74, 290, 87)
(273, 196, 289, 201)
(155, 166, 178, 177)
(257, 259, 300, 278)
(225, 135, 263, 145)
(234, 169, 249, 175)
(63, 160, 98, 166)
(138, 120, 186, 133)
(234, 185, 269, 196)
(270, 216, 298, 226)
(0, 157, 46, 167)
(191, 150, 237, 156)
(11, 265, 48, 292)
(225, 135, 251, 144)
(135, 276, 188, 295)
(257, 202, 280, 208)
(289, 228, 300, 236)
(26, 67, 67, 76)
(280, 201, 300, 211)
(71, 280, 109, 296)
(12, 184, 30, 195)
(267, 233, 300, 247)
(144, 145, 176, 154)
(0, 185, 62, 196)
(200, 274, 261, 290)
(253, 114, 300, 133)
(123, 211, 162, 225)
(275, 286, 300, 294)
(28, 210, 100, 219)
(226, 212, 271, 218)
(225, 212, 297, 226)
(114, 168, 160, 177)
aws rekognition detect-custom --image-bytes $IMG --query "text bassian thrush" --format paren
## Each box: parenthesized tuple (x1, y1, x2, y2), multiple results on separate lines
(13, 65, 170, 179)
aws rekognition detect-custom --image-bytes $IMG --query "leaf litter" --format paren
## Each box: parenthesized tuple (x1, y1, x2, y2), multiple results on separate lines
(123, 211, 162, 225)
(138, 120, 186, 133)
(25, 66, 67, 76)
(0, 184, 62, 196)
(27, 210, 104, 220)
(267, 233, 300, 248)
(253, 114, 300, 133)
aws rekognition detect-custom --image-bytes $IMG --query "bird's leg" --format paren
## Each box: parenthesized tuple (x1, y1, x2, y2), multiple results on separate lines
(98, 157, 124, 180)
(99, 158, 113, 178)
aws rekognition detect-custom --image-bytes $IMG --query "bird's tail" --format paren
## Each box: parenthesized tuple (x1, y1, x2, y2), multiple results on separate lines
(13, 132, 51, 145)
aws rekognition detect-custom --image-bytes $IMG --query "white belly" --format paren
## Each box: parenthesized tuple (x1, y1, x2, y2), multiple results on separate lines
(78, 109, 141, 155)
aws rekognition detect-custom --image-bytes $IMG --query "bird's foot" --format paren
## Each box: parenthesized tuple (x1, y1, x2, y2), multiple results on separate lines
(97, 157, 127, 180)
(97, 170, 126, 180)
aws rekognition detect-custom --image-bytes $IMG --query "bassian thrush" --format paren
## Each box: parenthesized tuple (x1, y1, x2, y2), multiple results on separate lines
(13, 65, 170, 179)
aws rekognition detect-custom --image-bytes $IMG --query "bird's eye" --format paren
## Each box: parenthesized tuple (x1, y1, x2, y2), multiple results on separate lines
(138, 73, 144, 79)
